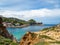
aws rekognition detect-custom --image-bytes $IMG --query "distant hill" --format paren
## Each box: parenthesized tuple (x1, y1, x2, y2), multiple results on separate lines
(2, 17, 28, 25)
(1, 16, 42, 26)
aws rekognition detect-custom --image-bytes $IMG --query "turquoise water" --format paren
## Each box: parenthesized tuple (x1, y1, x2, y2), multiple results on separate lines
(7, 24, 56, 41)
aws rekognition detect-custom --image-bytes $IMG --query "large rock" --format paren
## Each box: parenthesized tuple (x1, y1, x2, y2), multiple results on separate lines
(20, 32, 38, 45)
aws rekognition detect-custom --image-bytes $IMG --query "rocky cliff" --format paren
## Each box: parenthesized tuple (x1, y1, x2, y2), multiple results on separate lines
(0, 17, 18, 45)
(0, 17, 13, 40)
(20, 24, 60, 45)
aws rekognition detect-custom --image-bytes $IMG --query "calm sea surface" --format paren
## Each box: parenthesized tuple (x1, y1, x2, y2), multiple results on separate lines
(7, 24, 56, 41)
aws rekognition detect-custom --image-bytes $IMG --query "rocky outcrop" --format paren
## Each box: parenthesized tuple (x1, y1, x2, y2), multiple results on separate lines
(20, 32, 38, 45)
(20, 24, 60, 45)
(0, 17, 13, 39)
(0, 17, 17, 43)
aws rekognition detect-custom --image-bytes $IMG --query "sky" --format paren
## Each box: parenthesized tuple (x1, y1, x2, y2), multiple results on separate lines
(0, 0, 60, 24)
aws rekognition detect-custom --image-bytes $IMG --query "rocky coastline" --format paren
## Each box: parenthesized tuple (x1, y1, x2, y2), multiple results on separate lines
(0, 17, 18, 45)
(1, 16, 60, 45)
(20, 24, 60, 45)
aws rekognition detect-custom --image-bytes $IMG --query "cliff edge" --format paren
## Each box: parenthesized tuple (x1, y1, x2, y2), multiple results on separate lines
(0, 17, 13, 40)
(20, 24, 60, 45)
(0, 17, 18, 45)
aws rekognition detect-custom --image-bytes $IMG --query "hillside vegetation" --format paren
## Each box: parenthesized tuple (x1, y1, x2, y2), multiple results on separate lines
(20, 24, 60, 45)
(0, 36, 18, 45)
(0, 17, 18, 45)
(2, 17, 28, 25)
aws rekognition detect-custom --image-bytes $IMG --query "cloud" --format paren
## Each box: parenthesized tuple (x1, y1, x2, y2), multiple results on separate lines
(0, 8, 60, 20)
(0, 0, 60, 11)
(0, 0, 60, 24)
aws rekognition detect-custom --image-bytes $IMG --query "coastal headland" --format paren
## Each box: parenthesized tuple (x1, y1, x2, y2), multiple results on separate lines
(2, 16, 42, 28)
(0, 16, 60, 45)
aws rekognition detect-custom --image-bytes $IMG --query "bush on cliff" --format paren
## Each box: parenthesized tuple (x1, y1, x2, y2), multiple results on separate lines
(0, 36, 18, 45)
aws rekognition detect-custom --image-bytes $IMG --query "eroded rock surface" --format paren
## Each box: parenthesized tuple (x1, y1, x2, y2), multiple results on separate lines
(20, 24, 60, 45)
(0, 17, 13, 40)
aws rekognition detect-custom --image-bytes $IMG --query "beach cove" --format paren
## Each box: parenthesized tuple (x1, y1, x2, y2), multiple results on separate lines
(7, 24, 56, 41)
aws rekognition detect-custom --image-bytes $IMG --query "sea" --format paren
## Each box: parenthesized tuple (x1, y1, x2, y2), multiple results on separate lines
(7, 24, 56, 41)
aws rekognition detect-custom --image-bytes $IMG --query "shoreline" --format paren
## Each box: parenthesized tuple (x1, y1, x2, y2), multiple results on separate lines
(7, 24, 30, 28)
(6, 24, 43, 28)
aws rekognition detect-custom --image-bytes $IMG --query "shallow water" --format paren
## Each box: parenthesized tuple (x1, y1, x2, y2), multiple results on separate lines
(7, 24, 56, 41)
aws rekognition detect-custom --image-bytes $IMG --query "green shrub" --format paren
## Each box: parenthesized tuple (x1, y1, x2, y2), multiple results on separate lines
(10, 42, 18, 45)
(39, 35, 54, 40)
(0, 36, 18, 45)
(34, 42, 50, 45)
